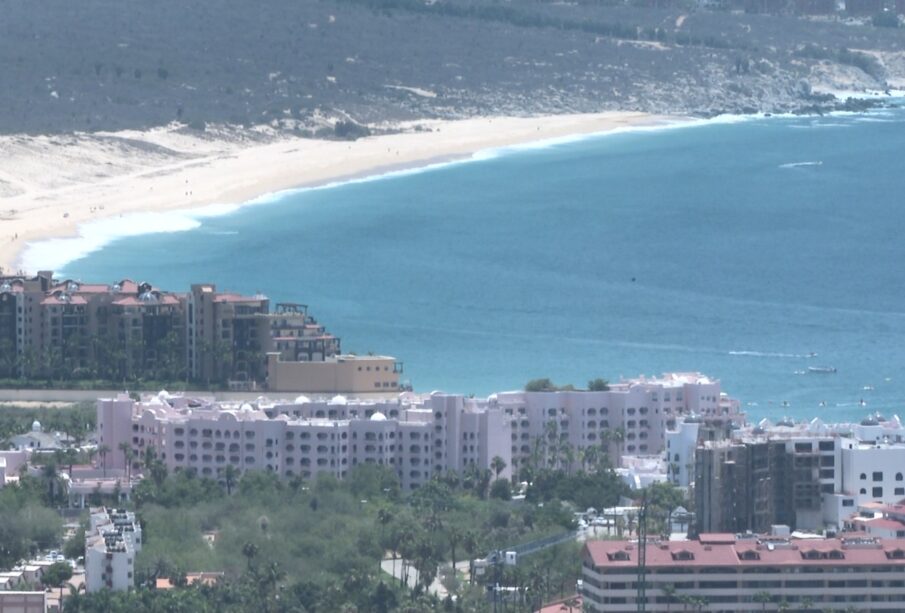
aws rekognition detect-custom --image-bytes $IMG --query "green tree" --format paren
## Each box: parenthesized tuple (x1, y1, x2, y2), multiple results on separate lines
(63, 525, 86, 560)
(489, 479, 511, 500)
(754, 590, 773, 610)
(525, 378, 556, 392)
(490, 455, 506, 480)
(117, 442, 133, 481)
(41, 461, 62, 507)
(587, 378, 610, 391)
(223, 464, 239, 496)
(97, 444, 111, 478)
(42, 561, 73, 606)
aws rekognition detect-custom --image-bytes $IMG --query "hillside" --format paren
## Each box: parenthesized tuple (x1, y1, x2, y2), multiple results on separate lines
(1, 0, 904, 134)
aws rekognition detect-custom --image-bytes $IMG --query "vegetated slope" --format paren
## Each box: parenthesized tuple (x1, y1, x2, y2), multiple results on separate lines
(1, 0, 903, 134)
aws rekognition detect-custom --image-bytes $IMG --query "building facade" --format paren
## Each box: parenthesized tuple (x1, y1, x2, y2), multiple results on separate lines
(582, 534, 905, 612)
(95, 372, 739, 490)
(0, 271, 381, 392)
(696, 416, 905, 533)
(490, 372, 741, 475)
(85, 507, 142, 593)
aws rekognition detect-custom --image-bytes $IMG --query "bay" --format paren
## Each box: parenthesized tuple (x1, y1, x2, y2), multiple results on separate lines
(61, 108, 905, 424)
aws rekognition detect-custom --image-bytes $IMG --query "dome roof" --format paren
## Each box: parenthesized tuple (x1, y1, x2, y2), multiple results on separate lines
(370, 411, 387, 421)
(294, 395, 311, 405)
(31, 420, 42, 432)
(329, 395, 348, 405)
(240, 403, 255, 413)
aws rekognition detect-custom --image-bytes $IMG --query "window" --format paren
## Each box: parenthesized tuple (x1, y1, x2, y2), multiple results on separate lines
(860, 473, 867, 480)
(873, 472, 884, 482)
(842, 499, 854, 507)
(873, 487, 883, 498)
(860, 488, 867, 495)
(897, 473, 904, 481)
(896, 488, 905, 496)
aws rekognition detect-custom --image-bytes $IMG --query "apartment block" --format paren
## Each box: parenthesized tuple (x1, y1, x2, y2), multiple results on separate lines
(582, 533, 905, 612)
(85, 507, 142, 593)
(0, 271, 372, 391)
(695, 416, 905, 532)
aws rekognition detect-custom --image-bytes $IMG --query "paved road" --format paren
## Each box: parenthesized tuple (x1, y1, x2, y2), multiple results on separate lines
(380, 557, 471, 600)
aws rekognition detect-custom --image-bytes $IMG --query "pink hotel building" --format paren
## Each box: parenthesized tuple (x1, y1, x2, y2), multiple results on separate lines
(97, 373, 739, 489)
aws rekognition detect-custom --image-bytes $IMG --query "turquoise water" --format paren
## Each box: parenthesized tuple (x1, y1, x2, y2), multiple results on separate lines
(59, 109, 905, 423)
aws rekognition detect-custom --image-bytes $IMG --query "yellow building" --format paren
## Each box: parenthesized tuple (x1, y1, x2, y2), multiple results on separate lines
(265, 353, 402, 393)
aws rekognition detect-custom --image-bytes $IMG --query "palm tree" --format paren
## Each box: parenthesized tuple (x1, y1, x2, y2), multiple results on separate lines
(661, 584, 677, 612)
(42, 462, 61, 507)
(118, 442, 133, 481)
(242, 542, 259, 571)
(97, 444, 110, 478)
(582, 444, 600, 473)
(561, 442, 576, 475)
(223, 464, 239, 495)
(754, 591, 773, 610)
(490, 456, 506, 480)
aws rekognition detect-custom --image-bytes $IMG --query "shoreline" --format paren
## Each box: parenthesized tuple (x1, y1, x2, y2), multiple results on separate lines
(0, 112, 680, 274)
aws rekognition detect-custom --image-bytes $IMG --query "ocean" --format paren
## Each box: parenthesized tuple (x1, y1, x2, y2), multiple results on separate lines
(40, 107, 905, 424)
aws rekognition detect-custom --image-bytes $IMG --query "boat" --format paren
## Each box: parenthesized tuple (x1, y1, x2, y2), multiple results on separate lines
(808, 366, 837, 374)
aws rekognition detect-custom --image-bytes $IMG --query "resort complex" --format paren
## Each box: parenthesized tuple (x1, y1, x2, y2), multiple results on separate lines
(96, 372, 739, 490)
(0, 270, 402, 393)
(4, 368, 905, 610)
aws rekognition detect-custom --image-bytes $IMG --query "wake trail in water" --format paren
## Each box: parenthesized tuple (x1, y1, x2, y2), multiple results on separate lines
(779, 161, 823, 169)
(729, 350, 815, 359)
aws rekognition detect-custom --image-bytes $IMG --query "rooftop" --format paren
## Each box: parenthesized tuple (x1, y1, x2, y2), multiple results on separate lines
(584, 535, 905, 569)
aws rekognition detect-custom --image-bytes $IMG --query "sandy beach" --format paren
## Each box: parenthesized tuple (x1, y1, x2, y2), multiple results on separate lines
(0, 111, 676, 274)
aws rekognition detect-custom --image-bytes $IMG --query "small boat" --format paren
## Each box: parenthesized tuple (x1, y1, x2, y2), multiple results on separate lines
(808, 366, 837, 374)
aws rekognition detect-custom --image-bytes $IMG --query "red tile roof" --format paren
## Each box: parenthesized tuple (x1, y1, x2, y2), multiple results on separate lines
(112, 295, 180, 307)
(584, 536, 905, 569)
(40, 295, 87, 306)
(861, 518, 905, 531)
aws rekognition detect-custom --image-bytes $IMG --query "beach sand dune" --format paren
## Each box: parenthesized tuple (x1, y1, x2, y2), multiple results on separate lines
(0, 112, 672, 273)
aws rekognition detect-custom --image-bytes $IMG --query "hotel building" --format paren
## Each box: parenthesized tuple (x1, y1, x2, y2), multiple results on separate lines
(0, 271, 399, 392)
(95, 372, 739, 489)
(582, 533, 905, 612)
(489, 372, 741, 473)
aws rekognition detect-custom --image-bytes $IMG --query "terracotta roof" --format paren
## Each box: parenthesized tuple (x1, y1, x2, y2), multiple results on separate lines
(584, 537, 905, 569)
(862, 518, 905, 531)
(51, 282, 110, 293)
(40, 295, 87, 306)
(112, 295, 180, 307)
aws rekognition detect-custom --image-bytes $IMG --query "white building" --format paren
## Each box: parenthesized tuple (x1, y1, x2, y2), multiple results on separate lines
(85, 508, 142, 593)
(664, 418, 700, 487)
